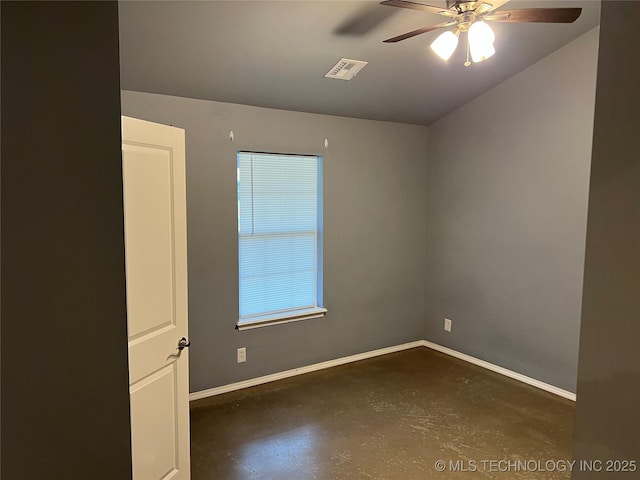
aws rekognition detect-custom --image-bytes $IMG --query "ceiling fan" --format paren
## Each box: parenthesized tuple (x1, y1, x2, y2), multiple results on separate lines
(381, 0, 582, 66)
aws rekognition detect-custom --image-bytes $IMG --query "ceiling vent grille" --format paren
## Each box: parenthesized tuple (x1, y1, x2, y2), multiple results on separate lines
(324, 58, 368, 80)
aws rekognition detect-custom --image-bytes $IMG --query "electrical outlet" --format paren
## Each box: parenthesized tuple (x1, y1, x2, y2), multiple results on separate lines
(444, 318, 452, 332)
(237, 347, 246, 363)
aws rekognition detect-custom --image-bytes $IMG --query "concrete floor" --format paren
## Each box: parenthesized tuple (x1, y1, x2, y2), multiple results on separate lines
(190, 347, 575, 479)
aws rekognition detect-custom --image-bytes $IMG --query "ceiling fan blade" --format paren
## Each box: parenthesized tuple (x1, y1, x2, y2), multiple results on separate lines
(485, 8, 582, 23)
(380, 0, 458, 18)
(383, 21, 457, 43)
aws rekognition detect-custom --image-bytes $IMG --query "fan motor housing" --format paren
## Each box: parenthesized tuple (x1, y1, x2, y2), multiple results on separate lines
(446, 0, 477, 13)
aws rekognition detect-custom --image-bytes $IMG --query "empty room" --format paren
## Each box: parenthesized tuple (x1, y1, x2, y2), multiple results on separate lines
(1, 1, 638, 480)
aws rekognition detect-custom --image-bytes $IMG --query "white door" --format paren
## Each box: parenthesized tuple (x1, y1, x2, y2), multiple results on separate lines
(122, 116, 190, 480)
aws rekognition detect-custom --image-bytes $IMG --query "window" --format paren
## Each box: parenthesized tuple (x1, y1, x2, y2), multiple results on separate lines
(237, 152, 325, 330)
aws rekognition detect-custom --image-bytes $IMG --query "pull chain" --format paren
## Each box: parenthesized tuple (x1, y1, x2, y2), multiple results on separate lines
(464, 35, 471, 67)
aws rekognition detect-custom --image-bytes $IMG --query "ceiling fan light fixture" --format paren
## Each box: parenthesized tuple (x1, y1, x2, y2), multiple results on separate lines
(470, 41, 495, 62)
(468, 20, 495, 63)
(430, 30, 459, 61)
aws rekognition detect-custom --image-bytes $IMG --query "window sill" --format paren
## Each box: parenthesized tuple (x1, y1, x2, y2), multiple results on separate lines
(236, 307, 328, 331)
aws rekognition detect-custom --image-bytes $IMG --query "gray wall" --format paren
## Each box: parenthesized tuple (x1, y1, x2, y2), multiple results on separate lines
(423, 28, 600, 392)
(1, 2, 132, 478)
(572, 2, 640, 476)
(121, 92, 428, 392)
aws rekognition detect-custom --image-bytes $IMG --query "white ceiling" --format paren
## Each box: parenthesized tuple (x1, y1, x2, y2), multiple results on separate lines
(118, 0, 600, 126)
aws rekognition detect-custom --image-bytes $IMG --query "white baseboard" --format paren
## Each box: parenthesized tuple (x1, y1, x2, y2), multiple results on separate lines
(421, 340, 576, 401)
(189, 341, 424, 401)
(189, 339, 576, 402)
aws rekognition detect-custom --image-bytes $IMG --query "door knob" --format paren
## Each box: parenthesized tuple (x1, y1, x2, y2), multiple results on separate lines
(177, 337, 191, 351)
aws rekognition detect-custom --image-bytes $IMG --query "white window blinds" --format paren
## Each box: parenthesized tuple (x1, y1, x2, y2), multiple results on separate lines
(237, 152, 324, 327)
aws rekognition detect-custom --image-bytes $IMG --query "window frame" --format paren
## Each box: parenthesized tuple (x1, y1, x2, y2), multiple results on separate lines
(236, 151, 326, 331)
